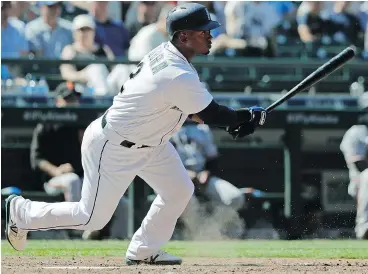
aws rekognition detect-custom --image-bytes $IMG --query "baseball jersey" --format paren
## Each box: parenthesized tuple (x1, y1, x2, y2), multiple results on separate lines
(106, 42, 213, 146)
(171, 124, 218, 173)
(340, 125, 368, 196)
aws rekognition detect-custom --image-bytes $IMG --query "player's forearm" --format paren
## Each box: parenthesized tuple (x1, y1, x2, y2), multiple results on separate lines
(195, 100, 251, 127)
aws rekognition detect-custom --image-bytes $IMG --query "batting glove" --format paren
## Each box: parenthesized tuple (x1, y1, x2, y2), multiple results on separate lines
(248, 106, 267, 126)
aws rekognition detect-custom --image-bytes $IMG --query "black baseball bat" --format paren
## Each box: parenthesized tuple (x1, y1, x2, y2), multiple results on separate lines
(266, 46, 356, 113)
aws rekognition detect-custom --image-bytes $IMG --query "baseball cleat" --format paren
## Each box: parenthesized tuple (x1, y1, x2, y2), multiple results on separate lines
(125, 250, 182, 265)
(5, 194, 28, 251)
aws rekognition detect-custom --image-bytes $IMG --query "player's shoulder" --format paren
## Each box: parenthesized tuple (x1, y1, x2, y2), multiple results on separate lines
(162, 42, 194, 73)
(148, 45, 193, 79)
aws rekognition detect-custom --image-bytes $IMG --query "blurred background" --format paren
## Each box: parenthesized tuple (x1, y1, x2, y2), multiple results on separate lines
(1, 1, 368, 241)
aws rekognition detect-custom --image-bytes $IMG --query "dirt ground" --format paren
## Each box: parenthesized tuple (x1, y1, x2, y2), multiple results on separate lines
(2, 257, 368, 274)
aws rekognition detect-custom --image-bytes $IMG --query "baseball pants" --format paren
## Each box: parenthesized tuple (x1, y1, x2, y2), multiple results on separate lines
(10, 116, 194, 259)
(45, 172, 129, 239)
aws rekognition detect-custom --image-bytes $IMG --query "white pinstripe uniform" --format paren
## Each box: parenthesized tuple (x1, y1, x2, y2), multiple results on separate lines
(340, 125, 368, 239)
(10, 42, 214, 259)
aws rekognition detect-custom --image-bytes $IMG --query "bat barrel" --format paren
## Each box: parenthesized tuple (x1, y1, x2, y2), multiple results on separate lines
(266, 46, 356, 113)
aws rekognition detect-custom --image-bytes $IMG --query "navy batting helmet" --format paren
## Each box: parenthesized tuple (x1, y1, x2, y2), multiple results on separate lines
(166, 3, 221, 40)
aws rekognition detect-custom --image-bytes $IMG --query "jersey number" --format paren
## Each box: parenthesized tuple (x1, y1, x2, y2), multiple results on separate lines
(120, 61, 144, 93)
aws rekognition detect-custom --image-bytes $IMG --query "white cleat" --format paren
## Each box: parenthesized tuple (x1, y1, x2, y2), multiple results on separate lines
(5, 195, 28, 251)
(125, 250, 182, 265)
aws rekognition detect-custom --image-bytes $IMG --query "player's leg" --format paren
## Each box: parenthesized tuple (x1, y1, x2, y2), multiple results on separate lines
(126, 142, 194, 264)
(5, 118, 136, 250)
(356, 170, 368, 239)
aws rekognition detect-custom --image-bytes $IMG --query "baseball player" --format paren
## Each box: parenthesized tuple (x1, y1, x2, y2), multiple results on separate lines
(5, 3, 267, 265)
(171, 122, 245, 239)
(340, 93, 368, 240)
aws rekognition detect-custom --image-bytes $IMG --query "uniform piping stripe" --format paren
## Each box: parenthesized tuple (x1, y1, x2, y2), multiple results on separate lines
(158, 114, 183, 146)
(21, 140, 109, 231)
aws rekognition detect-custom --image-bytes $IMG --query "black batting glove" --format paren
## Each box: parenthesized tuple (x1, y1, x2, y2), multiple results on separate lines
(227, 122, 256, 139)
(227, 106, 267, 139)
(248, 106, 267, 126)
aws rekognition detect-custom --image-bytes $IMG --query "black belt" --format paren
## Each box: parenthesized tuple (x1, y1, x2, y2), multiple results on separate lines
(101, 112, 150, 149)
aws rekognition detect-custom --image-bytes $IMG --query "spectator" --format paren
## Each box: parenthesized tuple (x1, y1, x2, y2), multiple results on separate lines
(359, 1, 368, 31)
(128, 4, 174, 61)
(60, 14, 129, 95)
(30, 83, 129, 240)
(297, 1, 361, 18)
(125, 1, 159, 39)
(359, 2, 368, 58)
(214, 1, 280, 57)
(240, 2, 280, 41)
(60, 14, 115, 95)
(9, 1, 37, 23)
(297, 2, 324, 43)
(224, 1, 246, 38)
(90, 1, 130, 57)
(60, 2, 89, 22)
(325, 1, 361, 45)
(268, 1, 297, 20)
(1, 1, 29, 79)
(25, 1, 72, 58)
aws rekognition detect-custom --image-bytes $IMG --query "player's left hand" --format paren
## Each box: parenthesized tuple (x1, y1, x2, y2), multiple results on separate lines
(227, 122, 256, 139)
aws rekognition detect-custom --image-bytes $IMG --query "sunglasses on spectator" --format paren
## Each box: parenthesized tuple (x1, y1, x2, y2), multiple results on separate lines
(78, 27, 94, 32)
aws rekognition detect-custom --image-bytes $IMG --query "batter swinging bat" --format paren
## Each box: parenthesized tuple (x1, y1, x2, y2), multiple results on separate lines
(266, 46, 356, 113)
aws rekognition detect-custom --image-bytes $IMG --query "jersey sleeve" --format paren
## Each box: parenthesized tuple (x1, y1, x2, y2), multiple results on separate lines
(340, 126, 368, 163)
(164, 73, 213, 115)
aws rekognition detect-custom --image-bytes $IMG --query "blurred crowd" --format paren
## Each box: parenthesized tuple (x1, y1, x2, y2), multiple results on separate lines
(1, 1, 368, 95)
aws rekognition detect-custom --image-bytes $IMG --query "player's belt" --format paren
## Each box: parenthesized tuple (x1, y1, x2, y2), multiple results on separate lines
(120, 140, 150, 149)
(101, 112, 150, 149)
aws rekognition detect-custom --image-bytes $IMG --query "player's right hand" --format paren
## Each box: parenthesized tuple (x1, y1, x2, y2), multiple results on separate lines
(248, 106, 267, 126)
